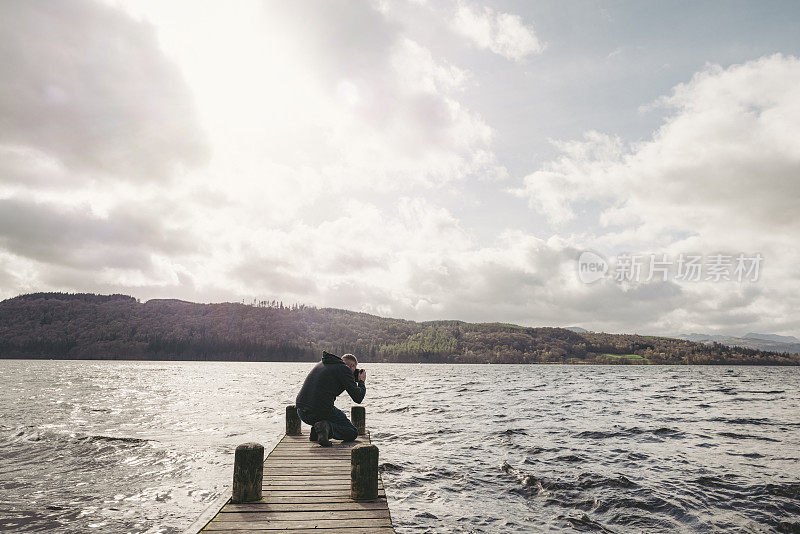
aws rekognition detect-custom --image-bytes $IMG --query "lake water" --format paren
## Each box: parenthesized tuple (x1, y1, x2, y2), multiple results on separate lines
(0, 360, 798, 533)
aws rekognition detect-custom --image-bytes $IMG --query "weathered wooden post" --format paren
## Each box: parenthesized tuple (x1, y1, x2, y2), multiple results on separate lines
(286, 404, 301, 436)
(351, 405, 366, 436)
(231, 442, 264, 503)
(351, 444, 379, 501)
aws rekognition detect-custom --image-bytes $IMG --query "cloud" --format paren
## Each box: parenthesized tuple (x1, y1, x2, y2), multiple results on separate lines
(0, 145, 78, 188)
(0, 1, 510, 305)
(512, 131, 627, 225)
(515, 54, 800, 239)
(216, 201, 599, 328)
(0, 197, 193, 271)
(3, 3, 797, 339)
(265, 2, 503, 189)
(0, 1, 211, 297)
(512, 54, 800, 335)
(230, 257, 319, 296)
(0, 0, 208, 183)
(451, 2, 544, 61)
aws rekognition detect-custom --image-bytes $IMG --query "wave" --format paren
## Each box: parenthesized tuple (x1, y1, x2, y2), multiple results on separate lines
(575, 426, 685, 440)
(708, 416, 773, 426)
(503, 463, 761, 531)
(764, 482, 800, 500)
(560, 513, 614, 532)
(718, 431, 780, 442)
(501, 462, 636, 493)
(378, 462, 403, 472)
(727, 451, 765, 458)
(554, 454, 585, 463)
(88, 434, 151, 444)
(1, 426, 151, 447)
(692, 476, 800, 504)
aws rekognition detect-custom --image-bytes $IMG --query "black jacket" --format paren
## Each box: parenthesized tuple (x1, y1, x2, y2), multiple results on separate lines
(295, 352, 366, 418)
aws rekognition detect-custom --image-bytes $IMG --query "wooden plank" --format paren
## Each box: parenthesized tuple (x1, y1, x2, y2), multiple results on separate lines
(264, 472, 350, 478)
(262, 482, 388, 487)
(264, 459, 352, 464)
(262, 466, 352, 470)
(254, 490, 386, 497)
(263, 466, 351, 471)
(262, 476, 350, 481)
(266, 453, 353, 458)
(263, 481, 351, 487)
(267, 454, 354, 457)
(267, 450, 354, 453)
(214, 510, 391, 521)
(263, 482, 350, 484)
(266, 457, 353, 461)
(182, 492, 231, 534)
(221, 501, 388, 513)
(226, 496, 387, 505)
(200, 529, 395, 534)
(270, 446, 354, 450)
(263, 464, 350, 469)
(263, 464, 352, 469)
(204, 517, 393, 530)
(255, 489, 385, 497)
(261, 481, 352, 487)
(260, 486, 352, 491)
(268, 445, 353, 455)
(262, 484, 350, 487)
(262, 471, 351, 476)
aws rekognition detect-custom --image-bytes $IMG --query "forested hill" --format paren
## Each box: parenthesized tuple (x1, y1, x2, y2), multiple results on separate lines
(0, 293, 797, 365)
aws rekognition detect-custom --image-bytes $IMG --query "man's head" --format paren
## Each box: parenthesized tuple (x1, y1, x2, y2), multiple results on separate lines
(342, 353, 358, 372)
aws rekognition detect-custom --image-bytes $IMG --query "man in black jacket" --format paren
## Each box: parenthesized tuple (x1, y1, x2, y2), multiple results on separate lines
(295, 351, 366, 446)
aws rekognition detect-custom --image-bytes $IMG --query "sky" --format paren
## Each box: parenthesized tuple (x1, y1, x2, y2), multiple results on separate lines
(1, 0, 799, 337)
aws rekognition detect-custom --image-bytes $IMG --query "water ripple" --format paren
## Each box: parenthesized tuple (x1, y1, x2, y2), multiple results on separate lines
(1, 361, 799, 533)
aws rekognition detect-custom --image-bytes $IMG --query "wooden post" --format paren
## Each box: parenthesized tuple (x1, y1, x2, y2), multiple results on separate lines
(286, 405, 301, 436)
(351, 444, 378, 501)
(351, 406, 366, 436)
(231, 442, 264, 503)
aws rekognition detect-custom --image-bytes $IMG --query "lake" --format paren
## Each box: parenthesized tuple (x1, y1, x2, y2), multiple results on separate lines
(1, 360, 798, 533)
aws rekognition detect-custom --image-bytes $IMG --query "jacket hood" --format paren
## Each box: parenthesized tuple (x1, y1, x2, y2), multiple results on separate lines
(321, 351, 342, 365)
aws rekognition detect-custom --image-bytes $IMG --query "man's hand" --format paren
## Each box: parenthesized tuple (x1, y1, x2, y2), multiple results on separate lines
(358, 369, 366, 382)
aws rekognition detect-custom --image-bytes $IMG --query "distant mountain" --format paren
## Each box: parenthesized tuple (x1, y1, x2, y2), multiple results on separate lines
(677, 332, 800, 355)
(564, 326, 589, 333)
(678, 333, 728, 342)
(744, 332, 800, 344)
(1, 292, 798, 365)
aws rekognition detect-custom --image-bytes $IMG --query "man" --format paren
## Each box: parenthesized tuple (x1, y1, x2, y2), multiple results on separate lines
(295, 351, 366, 447)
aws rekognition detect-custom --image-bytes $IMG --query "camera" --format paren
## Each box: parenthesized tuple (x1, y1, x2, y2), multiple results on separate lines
(353, 368, 362, 380)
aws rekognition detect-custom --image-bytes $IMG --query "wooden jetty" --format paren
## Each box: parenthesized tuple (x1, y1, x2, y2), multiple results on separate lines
(184, 405, 396, 534)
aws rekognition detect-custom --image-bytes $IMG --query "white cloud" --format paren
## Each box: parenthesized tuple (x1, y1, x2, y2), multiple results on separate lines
(0, 0, 208, 182)
(513, 54, 800, 335)
(0, 1, 508, 299)
(511, 131, 627, 225)
(2, 2, 799, 339)
(516, 54, 800, 239)
(452, 2, 544, 61)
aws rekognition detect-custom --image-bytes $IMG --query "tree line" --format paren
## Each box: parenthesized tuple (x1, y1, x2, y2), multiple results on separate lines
(0, 292, 797, 365)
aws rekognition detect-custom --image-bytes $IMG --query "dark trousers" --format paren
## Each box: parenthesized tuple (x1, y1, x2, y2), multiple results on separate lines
(296, 406, 358, 442)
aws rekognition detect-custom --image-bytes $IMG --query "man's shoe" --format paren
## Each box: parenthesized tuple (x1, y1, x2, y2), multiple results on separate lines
(309, 424, 317, 442)
(314, 420, 331, 447)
